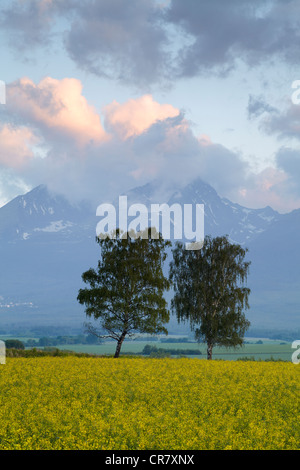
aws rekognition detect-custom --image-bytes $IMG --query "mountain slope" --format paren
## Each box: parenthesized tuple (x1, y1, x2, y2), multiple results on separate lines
(246, 208, 300, 329)
(0, 184, 95, 243)
(0, 185, 99, 328)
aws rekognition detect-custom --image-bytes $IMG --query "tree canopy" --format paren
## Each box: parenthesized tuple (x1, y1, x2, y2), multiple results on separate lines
(169, 235, 251, 359)
(77, 228, 171, 357)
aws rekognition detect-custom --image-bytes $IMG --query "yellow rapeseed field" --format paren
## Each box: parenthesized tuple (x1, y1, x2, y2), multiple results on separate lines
(0, 357, 299, 450)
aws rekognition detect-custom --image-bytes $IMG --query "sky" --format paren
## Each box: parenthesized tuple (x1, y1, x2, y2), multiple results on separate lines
(1, 0, 300, 213)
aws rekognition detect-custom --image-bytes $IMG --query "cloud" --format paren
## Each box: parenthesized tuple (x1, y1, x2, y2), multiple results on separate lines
(166, 0, 300, 77)
(1, 0, 169, 88)
(247, 94, 278, 120)
(274, 147, 300, 200)
(7, 77, 109, 148)
(0, 170, 32, 207)
(103, 95, 180, 139)
(245, 93, 300, 208)
(64, 0, 170, 87)
(3, 73, 300, 213)
(125, 113, 251, 202)
(263, 100, 300, 142)
(1, 83, 193, 204)
(276, 147, 300, 177)
(233, 166, 292, 212)
(229, 149, 300, 213)
(3, 1, 300, 86)
(0, 0, 56, 50)
(2, 79, 252, 207)
(0, 124, 39, 168)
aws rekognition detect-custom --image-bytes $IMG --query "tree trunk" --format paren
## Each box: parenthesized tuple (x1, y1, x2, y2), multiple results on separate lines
(207, 342, 213, 360)
(114, 331, 127, 358)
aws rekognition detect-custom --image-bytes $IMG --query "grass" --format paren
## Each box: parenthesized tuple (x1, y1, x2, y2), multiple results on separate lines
(1, 334, 295, 361)
(53, 339, 293, 361)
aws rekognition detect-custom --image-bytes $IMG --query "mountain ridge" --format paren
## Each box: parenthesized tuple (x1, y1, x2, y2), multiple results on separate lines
(122, 177, 281, 245)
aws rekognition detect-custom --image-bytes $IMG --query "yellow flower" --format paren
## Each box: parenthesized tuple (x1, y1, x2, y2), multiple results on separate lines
(0, 357, 298, 450)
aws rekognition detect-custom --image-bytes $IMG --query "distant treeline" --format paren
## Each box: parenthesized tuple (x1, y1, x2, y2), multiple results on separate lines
(27, 334, 102, 347)
(159, 337, 192, 343)
(3, 335, 102, 350)
(246, 328, 300, 342)
(5, 347, 101, 358)
(142, 345, 202, 357)
(2, 335, 196, 349)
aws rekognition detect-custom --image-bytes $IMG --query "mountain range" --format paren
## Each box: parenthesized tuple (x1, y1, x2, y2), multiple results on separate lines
(0, 178, 299, 334)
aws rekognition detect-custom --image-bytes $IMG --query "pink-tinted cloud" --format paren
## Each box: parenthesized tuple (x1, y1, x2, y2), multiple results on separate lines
(103, 94, 180, 139)
(0, 124, 39, 168)
(2, 75, 300, 213)
(234, 167, 300, 213)
(198, 134, 212, 146)
(7, 77, 108, 147)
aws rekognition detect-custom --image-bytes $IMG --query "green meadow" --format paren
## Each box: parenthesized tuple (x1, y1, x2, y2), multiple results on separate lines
(53, 338, 293, 361)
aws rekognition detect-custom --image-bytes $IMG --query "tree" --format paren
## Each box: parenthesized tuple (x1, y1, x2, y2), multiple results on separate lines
(5, 339, 25, 350)
(77, 228, 171, 358)
(169, 235, 251, 360)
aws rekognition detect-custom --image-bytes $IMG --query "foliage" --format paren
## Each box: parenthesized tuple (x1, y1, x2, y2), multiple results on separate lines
(142, 344, 202, 356)
(77, 228, 171, 357)
(160, 337, 190, 343)
(5, 339, 25, 350)
(23, 335, 100, 348)
(169, 235, 251, 359)
(5, 347, 99, 358)
(0, 357, 298, 450)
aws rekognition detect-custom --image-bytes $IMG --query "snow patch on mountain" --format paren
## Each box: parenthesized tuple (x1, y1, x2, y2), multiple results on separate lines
(33, 220, 74, 233)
